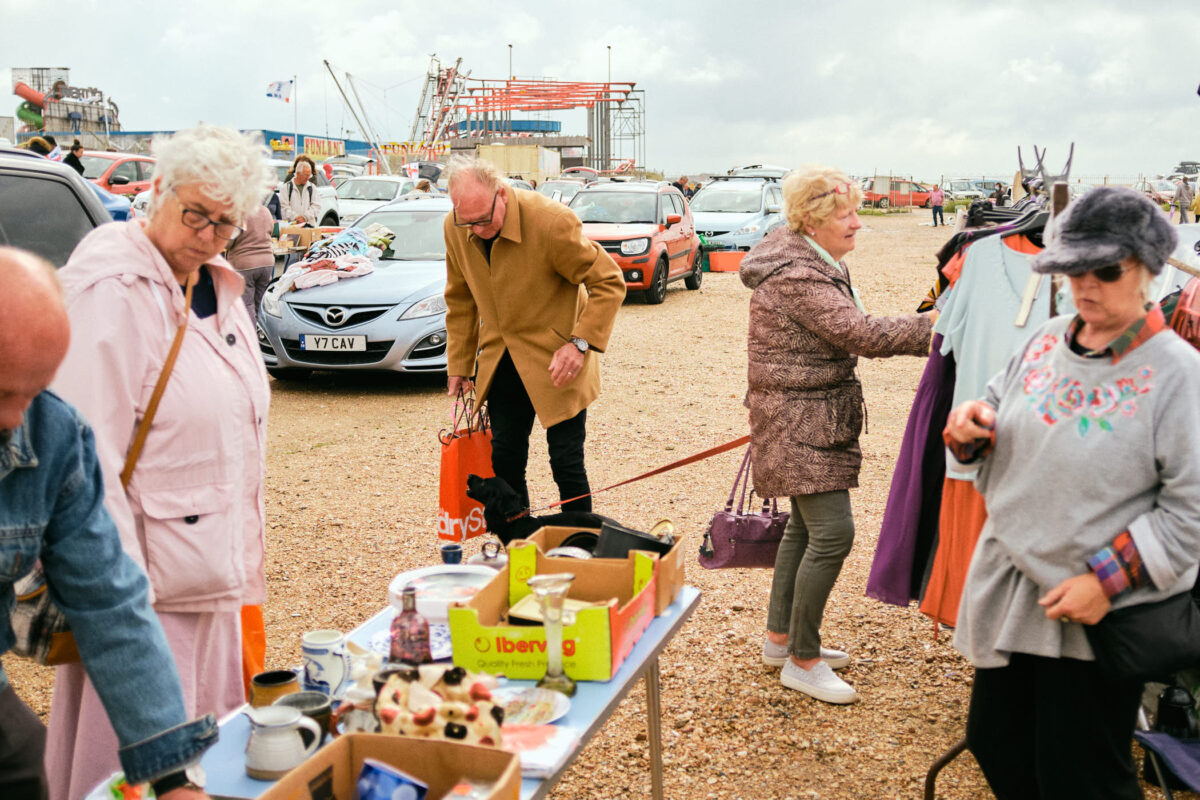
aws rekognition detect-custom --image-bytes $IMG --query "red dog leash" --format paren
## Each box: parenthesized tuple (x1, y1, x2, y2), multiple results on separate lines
(520, 434, 751, 516)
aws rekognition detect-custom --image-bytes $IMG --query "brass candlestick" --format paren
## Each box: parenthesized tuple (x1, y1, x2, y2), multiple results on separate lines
(526, 573, 577, 697)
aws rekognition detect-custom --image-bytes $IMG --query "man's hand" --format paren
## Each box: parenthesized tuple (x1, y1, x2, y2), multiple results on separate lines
(447, 376, 475, 397)
(159, 788, 210, 800)
(1039, 573, 1111, 625)
(549, 344, 584, 387)
(945, 400, 996, 444)
(295, 215, 306, 225)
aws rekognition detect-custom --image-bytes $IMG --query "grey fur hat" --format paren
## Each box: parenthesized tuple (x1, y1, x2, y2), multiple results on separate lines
(1031, 186, 1177, 276)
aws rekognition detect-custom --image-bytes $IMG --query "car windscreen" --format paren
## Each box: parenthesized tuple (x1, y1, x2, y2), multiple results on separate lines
(0, 172, 98, 266)
(689, 184, 762, 213)
(337, 180, 403, 201)
(357, 210, 447, 260)
(539, 181, 581, 200)
(1153, 181, 1177, 192)
(78, 155, 114, 180)
(569, 192, 657, 224)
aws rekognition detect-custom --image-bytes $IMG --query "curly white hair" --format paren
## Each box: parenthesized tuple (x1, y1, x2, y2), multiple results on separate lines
(148, 124, 276, 223)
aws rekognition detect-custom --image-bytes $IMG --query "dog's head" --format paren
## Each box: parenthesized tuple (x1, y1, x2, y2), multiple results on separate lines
(466, 474, 527, 519)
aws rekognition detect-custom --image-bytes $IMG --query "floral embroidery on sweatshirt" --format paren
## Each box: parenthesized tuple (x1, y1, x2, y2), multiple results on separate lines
(1019, 338, 1154, 434)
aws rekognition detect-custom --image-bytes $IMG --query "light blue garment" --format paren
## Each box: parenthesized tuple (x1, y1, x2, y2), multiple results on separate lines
(0, 391, 216, 782)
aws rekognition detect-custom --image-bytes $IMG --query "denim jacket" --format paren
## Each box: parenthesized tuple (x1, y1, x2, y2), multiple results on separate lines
(0, 391, 217, 783)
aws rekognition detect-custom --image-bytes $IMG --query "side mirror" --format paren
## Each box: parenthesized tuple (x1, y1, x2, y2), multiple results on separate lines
(665, 213, 682, 227)
(109, 174, 131, 186)
(766, 202, 782, 214)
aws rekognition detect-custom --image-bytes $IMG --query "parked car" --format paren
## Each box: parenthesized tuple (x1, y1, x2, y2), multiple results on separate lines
(321, 153, 379, 183)
(505, 177, 534, 191)
(270, 158, 341, 226)
(335, 175, 416, 226)
(78, 150, 155, 197)
(689, 176, 785, 251)
(1133, 178, 1179, 206)
(1172, 161, 1200, 177)
(256, 194, 451, 379)
(538, 179, 587, 204)
(0, 147, 112, 265)
(567, 181, 701, 304)
(86, 182, 133, 221)
(861, 177, 932, 209)
(728, 164, 790, 179)
(942, 179, 985, 201)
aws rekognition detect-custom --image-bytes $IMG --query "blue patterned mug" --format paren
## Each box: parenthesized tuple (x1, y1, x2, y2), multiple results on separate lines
(301, 629, 351, 697)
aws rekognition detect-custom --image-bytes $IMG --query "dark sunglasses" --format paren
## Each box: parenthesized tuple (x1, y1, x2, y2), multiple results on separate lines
(453, 191, 499, 228)
(812, 182, 853, 201)
(1089, 263, 1133, 283)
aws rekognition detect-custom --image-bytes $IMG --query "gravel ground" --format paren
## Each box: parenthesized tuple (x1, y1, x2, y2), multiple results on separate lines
(8, 212, 1178, 799)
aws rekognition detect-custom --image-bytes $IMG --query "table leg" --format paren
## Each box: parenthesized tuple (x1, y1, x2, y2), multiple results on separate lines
(644, 658, 664, 800)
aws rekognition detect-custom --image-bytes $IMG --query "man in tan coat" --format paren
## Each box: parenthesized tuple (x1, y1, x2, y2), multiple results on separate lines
(443, 158, 625, 512)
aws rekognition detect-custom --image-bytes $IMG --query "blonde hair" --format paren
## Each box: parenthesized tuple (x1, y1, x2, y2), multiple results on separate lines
(149, 124, 276, 223)
(443, 155, 502, 193)
(782, 166, 863, 233)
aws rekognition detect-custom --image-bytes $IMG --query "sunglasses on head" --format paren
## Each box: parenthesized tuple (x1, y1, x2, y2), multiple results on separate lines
(812, 182, 852, 201)
(1088, 263, 1132, 282)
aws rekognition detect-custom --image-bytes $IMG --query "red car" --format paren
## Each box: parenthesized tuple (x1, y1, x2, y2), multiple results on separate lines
(79, 150, 156, 196)
(861, 178, 933, 209)
(569, 181, 702, 304)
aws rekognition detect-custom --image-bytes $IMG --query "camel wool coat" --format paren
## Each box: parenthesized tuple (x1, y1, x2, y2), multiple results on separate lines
(444, 188, 626, 427)
(741, 227, 932, 497)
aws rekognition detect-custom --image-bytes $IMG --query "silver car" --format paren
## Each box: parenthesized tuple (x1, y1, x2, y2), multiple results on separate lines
(256, 195, 451, 380)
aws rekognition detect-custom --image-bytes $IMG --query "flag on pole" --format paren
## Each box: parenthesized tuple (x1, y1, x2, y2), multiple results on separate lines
(266, 80, 294, 103)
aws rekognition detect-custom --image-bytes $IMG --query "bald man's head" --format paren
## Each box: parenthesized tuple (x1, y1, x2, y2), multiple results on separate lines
(0, 247, 70, 437)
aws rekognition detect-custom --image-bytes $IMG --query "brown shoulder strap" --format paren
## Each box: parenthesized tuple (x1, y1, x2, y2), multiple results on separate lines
(120, 273, 195, 489)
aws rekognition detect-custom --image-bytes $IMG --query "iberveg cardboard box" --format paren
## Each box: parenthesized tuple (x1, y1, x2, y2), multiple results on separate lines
(521, 526, 687, 616)
(447, 542, 657, 681)
(258, 734, 520, 800)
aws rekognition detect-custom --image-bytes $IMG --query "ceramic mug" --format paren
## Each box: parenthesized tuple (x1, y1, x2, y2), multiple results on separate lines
(273, 690, 333, 737)
(440, 543, 463, 564)
(301, 630, 351, 697)
(249, 669, 301, 708)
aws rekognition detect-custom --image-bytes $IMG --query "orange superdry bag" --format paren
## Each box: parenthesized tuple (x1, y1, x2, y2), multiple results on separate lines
(437, 391, 493, 542)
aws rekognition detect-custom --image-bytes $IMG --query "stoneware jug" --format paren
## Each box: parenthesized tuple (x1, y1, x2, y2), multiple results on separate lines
(243, 705, 321, 780)
(301, 629, 351, 697)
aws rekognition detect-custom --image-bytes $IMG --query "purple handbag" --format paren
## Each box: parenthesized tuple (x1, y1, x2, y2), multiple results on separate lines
(698, 448, 789, 569)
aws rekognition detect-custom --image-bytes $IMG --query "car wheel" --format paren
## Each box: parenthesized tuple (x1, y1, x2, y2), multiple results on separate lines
(320, 213, 339, 227)
(644, 257, 668, 305)
(683, 249, 703, 290)
(878, 197, 890, 209)
(267, 367, 312, 381)
(923, 199, 931, 208)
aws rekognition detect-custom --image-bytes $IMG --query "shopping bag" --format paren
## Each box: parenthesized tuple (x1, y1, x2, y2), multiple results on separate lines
(437, 391, 493, 542)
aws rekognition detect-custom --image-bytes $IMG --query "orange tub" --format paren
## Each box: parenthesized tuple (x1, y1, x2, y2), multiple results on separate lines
(707, 251, 745, 272)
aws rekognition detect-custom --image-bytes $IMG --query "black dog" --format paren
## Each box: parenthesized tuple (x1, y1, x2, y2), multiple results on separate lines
(465, 474, 618, 545)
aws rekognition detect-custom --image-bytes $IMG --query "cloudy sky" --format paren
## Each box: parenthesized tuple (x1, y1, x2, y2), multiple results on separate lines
(3, 0, 1199, 182)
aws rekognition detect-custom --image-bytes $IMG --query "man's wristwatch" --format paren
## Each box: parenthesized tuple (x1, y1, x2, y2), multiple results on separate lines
(151, 764, 206, 795)
(569, 337, 588, 354)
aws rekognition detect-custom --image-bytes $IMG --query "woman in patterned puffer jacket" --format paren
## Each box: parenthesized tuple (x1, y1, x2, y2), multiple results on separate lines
(741, 165, 934, 704)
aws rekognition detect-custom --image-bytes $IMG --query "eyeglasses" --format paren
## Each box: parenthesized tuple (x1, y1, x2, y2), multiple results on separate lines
(1089, 263, 1134, 283)
(453, 191, 499, 228)
(170, 188, 244, 241)
(812, 182, 853, 201)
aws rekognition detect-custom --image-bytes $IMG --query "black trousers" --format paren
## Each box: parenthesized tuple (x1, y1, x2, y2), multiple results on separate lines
(488, 350, 591, 512)
(967, 653, 1144, 800)
(0, 686, 48, 800)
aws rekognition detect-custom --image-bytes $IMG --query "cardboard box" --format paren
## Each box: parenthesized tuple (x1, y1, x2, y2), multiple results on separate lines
(707, 250, 745, 272)
(259, 734, 520, 800)
(523, 526, 686, 616)
(278, 225, 320, 251)
(447, 543, 657, 681)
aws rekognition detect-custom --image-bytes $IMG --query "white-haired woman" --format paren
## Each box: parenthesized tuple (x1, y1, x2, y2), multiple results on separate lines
(45, 124, 277, 799)
(741, 166, 934, 704)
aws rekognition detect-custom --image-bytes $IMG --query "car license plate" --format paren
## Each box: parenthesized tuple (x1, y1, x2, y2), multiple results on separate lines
(299, 334, 366, 351)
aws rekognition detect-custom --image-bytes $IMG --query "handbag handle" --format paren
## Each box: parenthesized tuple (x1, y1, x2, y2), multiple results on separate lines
(439, 387, 489, 444)
(726, 447, 757, 515)
(119, 273, 194, 489)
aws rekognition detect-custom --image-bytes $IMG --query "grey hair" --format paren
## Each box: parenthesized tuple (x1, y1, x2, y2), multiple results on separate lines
(443, 155, 502, 193)
(149, 124, 276, 223)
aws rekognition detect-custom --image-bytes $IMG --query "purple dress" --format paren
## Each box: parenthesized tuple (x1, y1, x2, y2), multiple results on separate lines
(866, 333, 956, 606)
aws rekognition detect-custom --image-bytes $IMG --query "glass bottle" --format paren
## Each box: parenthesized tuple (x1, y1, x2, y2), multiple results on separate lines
(527, 573, 577, 696)
(390, 585, 431, 664)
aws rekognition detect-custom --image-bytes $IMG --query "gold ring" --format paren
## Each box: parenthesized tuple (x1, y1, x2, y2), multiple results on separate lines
(1060, 616, 1071, 623)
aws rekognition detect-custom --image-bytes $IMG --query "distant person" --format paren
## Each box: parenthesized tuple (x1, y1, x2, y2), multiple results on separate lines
(227, 197, 277, 326)
(991, 183, 1007, 207)
(1174, 176, 1194, 224)
(673, 175, 689, 195)
(63, 140, 85, 175)
(406, 178, 433, 196)
(0, 246, 217, 800)
(281, 159, 320, 226)
(930, 184, 945, 226)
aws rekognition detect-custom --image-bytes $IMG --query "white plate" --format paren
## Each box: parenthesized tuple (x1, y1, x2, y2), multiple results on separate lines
(491, 687, 571, 725)
(299, 334, 366, 351)
(387, 564, 497, 624)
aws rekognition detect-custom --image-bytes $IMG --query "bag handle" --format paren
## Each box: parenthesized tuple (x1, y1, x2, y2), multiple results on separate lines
(439, 387, 489, 444)
(119, 273, 194, 489)
(726, 448, 751, 512)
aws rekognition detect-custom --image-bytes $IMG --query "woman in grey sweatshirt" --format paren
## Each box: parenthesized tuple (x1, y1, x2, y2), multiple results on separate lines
(945, 187, 1200, 799)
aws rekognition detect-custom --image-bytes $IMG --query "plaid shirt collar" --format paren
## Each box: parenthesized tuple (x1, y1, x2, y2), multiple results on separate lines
(1064, 303, 1166, 364)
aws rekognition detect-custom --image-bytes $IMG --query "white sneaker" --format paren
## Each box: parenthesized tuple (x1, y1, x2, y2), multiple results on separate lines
(781, 659, 859, 704)
(763, 639, 850, 670)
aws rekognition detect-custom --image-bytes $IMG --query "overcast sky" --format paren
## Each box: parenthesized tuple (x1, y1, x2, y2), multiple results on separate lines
(4, 0, 1199, 182)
